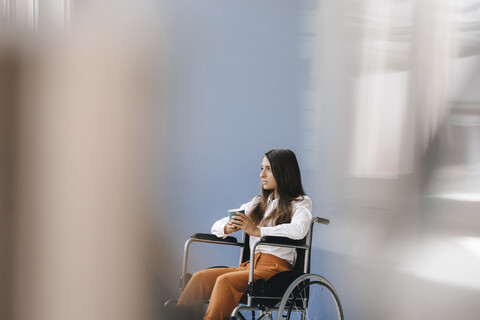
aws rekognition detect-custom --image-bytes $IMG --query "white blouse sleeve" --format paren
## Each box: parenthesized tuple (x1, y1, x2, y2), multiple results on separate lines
(259, 196, 313, 240)
(211, 196, 260, 238)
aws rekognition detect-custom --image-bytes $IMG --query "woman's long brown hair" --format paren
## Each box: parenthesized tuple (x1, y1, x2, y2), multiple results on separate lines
(250, 149, 306, 226)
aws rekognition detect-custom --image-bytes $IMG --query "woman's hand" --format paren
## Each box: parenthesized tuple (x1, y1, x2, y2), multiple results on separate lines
(224, 220, 240, 234)
(231, 212, 261, 237)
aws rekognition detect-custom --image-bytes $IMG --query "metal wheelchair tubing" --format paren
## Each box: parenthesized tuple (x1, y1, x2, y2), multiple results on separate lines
(244, 217, 323, 310)
(247, 217, 323, 294)
(181, 237, 244, 291)
(246, 242, 313, 308)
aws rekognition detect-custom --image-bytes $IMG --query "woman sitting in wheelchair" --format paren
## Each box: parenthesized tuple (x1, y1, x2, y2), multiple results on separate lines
(177, 148, 313, 320)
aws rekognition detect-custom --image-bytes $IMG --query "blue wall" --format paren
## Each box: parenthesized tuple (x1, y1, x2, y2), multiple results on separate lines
(158, 0, 306, 272)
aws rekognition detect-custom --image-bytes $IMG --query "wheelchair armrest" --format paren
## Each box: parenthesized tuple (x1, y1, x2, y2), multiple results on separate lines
(259, 236, 306, 247)
(191, 233, 238, 244)
(181, 233, 243, 291)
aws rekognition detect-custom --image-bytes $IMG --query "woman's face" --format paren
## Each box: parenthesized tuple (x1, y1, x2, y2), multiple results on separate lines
(260, 156, 277, 191)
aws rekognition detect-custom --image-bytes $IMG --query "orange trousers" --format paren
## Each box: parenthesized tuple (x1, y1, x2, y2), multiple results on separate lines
(177, 252, 292, 320)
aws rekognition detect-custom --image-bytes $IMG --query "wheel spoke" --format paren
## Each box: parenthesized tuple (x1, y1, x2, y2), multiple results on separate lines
(276, 274, 343, 320)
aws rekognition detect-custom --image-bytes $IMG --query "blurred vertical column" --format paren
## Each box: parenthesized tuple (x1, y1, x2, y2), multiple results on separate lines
(0, 6, 19, 318)
(302, 1, 462, 319)
(1, 1, 165, 320)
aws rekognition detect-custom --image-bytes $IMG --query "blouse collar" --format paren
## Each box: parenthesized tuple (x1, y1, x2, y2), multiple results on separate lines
(267, 193, 278, 204)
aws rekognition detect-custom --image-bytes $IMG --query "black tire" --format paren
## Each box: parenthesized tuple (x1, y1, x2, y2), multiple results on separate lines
(276, 274, 343, 320)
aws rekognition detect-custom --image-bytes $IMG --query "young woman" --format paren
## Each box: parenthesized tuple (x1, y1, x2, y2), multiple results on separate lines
(176, 149, 313, 320)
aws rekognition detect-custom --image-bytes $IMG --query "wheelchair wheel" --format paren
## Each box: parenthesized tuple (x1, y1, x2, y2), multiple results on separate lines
(276, 273, 343, 320)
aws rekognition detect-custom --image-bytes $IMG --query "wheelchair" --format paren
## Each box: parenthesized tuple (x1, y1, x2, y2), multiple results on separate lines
(167, 216, 344, 320)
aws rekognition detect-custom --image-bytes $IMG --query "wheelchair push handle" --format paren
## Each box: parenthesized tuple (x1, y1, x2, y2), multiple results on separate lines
(314, 216, 330, 225)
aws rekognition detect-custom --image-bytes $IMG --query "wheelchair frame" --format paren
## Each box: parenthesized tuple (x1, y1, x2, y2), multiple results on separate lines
(177, 216, 343, 320)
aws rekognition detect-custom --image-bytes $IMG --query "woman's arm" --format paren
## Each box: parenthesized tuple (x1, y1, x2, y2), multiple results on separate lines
(211, 196, 260, 238)
(259, 197, 313, 240)
(211, 216, 231, 238)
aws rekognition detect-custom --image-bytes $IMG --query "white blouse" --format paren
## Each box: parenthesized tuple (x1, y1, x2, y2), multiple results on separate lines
(211, 195, 313, 266)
